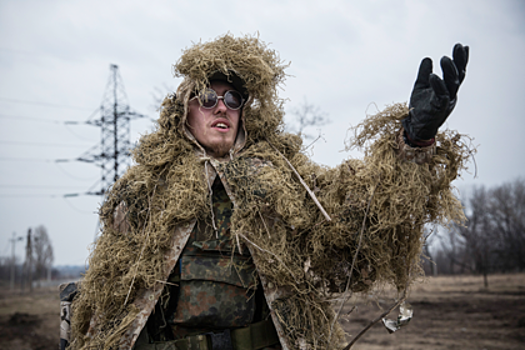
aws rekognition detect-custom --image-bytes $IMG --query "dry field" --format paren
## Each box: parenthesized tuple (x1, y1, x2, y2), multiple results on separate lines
(0, 285, 60, 350)
(0, 274, 524, 350)
(341, 273, 525, 350)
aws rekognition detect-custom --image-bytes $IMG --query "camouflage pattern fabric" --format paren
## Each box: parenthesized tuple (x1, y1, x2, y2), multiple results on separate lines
(168, 178, 258, 335)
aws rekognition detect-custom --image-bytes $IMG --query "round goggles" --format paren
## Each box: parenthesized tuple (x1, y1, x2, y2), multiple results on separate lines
(194, 88, 244, 111)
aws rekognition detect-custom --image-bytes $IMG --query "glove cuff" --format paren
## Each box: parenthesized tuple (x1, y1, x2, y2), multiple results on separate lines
(397, 128, 436, 165)
(404, 130, 435, 147)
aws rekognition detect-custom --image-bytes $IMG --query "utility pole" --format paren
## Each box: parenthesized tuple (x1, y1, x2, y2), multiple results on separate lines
(9, 232, 23, 291)
(22, 228, 32, 293)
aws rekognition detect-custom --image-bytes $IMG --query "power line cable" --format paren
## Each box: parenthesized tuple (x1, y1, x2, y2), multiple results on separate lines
(0, 140, 94, 148)
(0, 185, 88, 189)
(54, 162, 98, 181)
(0, 157, 55, 162)
(1, 192, 96, 198)
(67, 109, 100, 125)
(0, 156, 95, 164)
(0, 194, 62, 198)
(0, 155, 107, 163)
(0, 190, 102, 198)
(0, 113, 100, 141)
(0, 97, 95, 111)
(0, 110, 99, 125)
(64, 124, 98, 141)
(2, 157, 128, 168)
(0, 114, 64, 124)
(0, 47, 39, 56)
(62, 178, 103, 198)
(63, 197, 98, 214)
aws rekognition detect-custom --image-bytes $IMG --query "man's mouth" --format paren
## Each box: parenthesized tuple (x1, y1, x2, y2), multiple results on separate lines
(211, 119, 231, 130)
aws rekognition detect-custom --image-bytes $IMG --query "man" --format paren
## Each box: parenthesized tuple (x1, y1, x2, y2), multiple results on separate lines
(62, 34, 469, 350)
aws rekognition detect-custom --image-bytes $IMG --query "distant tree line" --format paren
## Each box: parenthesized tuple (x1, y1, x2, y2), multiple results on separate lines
(0, 225, 55, 291)
(424, 178, 525, 287)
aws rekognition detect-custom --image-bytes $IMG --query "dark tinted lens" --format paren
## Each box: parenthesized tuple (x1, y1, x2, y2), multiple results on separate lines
(224, 91, 243, 110)
(199, 89, 218, 108)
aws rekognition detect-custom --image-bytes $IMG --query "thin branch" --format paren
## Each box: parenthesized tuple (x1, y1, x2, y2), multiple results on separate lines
(238, 233, 298, 282)
(124, 182, 159, 306)
(258, 210, 272, 239)
(304, 134, 323, 150)
(328, 184, 377, 345)
(204, 161, 219, 237)
(342, 288, 408, 350)
(266, 139, 331, 222)
(155, 280, 178, 286)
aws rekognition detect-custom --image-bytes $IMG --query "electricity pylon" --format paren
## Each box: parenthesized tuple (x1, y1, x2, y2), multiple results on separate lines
(69, 64, 146, 197)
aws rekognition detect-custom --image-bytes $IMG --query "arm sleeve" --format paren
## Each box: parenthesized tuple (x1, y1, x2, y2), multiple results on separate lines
(303, 103, 471, 292)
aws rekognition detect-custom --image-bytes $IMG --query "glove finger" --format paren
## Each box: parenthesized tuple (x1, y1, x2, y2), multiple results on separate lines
(414, 57, 433, 90)
(440, 56, 459, 98)
(453, 43, 469, 83)
(429, 73, 450, 108)
(429, 74, 452, 126)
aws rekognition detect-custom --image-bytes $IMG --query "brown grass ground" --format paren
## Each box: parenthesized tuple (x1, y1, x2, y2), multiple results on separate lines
(0, 273, 524, 350)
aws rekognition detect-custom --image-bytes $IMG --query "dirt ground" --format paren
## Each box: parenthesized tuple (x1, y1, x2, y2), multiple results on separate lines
(0, 273, 524, 350)
(341, 273, 525, 350)
(0, 285, 61, 350)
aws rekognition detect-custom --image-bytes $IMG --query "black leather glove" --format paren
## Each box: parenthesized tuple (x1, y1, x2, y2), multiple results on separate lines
(402, 43, 469, 145)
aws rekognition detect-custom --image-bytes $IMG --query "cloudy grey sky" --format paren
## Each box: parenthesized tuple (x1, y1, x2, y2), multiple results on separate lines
(1, 0, 524, 266)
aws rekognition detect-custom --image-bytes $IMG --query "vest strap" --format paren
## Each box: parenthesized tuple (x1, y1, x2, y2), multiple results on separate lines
(134, 319, 279, 350)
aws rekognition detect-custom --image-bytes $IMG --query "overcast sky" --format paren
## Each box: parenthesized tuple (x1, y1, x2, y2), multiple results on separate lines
(1, 0, 524, 266)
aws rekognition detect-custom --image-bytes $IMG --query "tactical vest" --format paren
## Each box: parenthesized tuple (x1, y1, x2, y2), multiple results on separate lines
(146, 178, 266, 341)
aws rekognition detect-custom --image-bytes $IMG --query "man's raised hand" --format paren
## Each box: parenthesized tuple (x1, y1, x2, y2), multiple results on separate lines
(403, 43, 469, 144)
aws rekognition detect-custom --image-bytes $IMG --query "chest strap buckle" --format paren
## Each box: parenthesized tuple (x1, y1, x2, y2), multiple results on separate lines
(203, 329, 233, 350)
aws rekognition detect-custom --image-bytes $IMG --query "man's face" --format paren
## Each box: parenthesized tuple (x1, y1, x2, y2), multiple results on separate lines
(186, 80, 241, 158)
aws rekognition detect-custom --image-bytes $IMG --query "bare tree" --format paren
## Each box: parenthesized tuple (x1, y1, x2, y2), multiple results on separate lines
(33, 225, 54, 283)
(433, 178, 525, 286)
(487, 179, 525, 272)
(422, 227, 438, 276)
(455, 186, 496, 287)
(285, 98, 330, 142)
(0, 257, 10, 282)
(436, 222, 472, 275)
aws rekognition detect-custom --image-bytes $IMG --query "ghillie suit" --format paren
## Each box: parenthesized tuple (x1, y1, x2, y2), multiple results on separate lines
(69, 34, 471, 350)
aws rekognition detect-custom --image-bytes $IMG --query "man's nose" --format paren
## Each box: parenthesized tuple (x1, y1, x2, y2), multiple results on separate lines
(214, 98, 228, 113)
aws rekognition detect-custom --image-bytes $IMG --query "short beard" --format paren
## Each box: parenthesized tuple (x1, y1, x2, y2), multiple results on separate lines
(207, 140, 232, 158)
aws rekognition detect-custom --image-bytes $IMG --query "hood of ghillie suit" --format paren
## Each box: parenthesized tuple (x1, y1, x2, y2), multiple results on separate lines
(144, 33, 296, 163)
